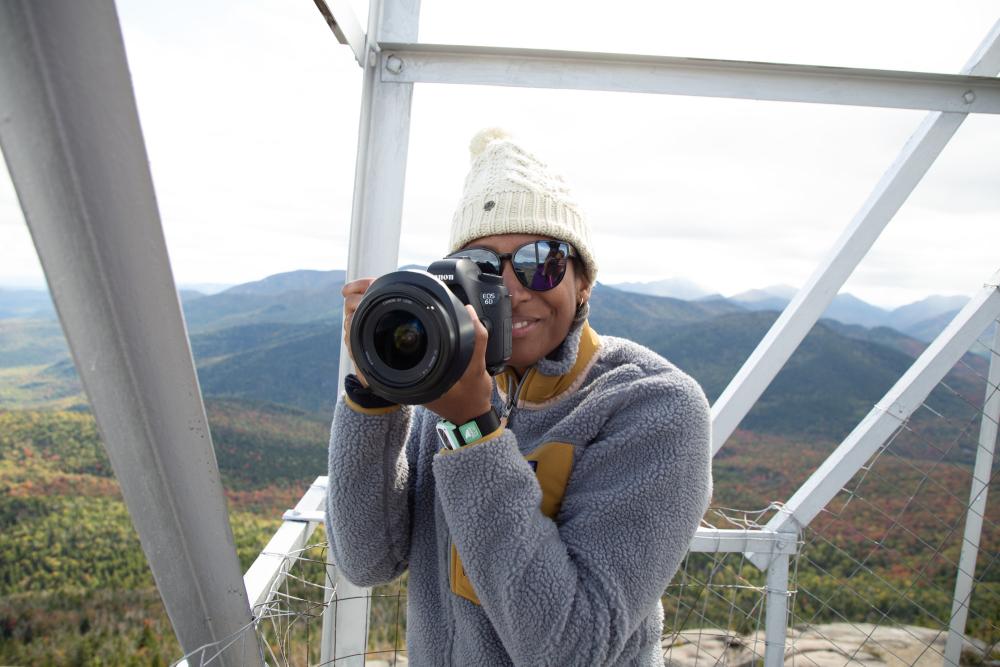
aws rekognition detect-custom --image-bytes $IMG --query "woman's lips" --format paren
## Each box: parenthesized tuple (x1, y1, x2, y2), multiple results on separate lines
(511, 317, 540, 339)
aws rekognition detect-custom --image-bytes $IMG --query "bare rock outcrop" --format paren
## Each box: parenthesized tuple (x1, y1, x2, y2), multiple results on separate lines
(662, 623, 993, 666)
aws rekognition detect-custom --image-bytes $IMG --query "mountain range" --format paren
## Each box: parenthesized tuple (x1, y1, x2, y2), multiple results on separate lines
(605, 280, 970, 342)
(0, 272, 991, 455)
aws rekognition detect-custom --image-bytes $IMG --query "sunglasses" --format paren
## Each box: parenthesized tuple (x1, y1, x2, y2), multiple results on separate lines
(448, 240, 577, 292)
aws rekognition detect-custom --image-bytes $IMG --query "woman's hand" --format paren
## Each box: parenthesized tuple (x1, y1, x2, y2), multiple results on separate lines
(424, 305, 494, 425)
(342, 277, 376, 387)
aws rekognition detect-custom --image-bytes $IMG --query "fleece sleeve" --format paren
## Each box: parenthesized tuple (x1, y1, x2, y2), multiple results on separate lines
(432, 371, 712, 666)
(325, 396, 418, 587)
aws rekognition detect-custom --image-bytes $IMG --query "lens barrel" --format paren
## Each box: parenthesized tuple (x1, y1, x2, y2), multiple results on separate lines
(349, 270, 476, 404)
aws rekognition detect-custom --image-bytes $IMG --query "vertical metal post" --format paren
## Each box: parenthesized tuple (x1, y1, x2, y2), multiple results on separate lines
(319, 555, 341, 665)
(323, 0, 421, 663)
(0, 2, 260, 665)
(764, 554, 791, 667)
(943, 321, 1000, 666)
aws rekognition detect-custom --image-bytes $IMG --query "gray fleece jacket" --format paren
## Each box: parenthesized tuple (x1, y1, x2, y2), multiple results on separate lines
(326, 319, 712, 666)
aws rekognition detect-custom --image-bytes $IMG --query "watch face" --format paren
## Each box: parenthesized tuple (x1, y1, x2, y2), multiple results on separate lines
(458, 421, 483, 443)
(436, 421, 460, 450)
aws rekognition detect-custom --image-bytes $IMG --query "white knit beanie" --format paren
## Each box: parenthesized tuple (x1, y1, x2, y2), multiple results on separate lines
(448, 128, 598, 284)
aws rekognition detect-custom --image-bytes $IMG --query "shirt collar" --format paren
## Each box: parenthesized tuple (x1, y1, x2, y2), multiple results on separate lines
(497, 317, 601, 408)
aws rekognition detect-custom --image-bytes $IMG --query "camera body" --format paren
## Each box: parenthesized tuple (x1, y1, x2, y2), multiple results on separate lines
(349, 258, 511, 405)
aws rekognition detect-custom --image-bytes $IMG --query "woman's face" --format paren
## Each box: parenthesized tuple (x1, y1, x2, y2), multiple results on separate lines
(462, 234, 592, 373)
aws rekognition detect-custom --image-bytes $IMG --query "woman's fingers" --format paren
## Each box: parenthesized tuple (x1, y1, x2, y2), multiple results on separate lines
(342, 278, 376, 386)
(343, 278, 376, 316)
(423, 305, 493, 425)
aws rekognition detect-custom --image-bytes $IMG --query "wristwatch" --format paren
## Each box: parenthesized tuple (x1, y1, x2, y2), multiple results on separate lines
(436, 407, 501, 451)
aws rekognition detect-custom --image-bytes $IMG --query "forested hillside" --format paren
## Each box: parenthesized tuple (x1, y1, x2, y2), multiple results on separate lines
(0, 405, 325, 664)
(3, 408, 997, 662)
(1, 272, 996, 662)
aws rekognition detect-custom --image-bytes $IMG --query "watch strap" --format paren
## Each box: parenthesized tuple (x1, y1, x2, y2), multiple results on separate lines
(438, 407, 501, 450)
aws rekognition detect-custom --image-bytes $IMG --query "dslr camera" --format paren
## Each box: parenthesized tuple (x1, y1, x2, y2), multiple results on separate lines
(349, 258, 512, 404)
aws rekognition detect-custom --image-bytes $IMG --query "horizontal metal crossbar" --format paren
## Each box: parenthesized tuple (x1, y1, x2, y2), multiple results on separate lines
(379, 42, 1000, 113)
(287, 501, 798, 557)
(689, 528, 798, 555)
(245, 477, 329, 608)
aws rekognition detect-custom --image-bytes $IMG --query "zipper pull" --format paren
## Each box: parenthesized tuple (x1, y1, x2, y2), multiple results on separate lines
(500, 368, 531, 423)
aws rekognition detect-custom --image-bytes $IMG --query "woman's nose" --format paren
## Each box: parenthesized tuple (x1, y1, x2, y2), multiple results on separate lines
(501, 263, 530, 305)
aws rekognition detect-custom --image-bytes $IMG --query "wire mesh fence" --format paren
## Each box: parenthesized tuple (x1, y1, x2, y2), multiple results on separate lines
(662, 324, 998, 666)
(661, 539, 774, 666)
(171, 528, 410, 667)
(794, 330, 997, 660)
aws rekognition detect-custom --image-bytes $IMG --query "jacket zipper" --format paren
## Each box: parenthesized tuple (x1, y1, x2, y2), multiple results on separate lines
(500, 367, 532, 425)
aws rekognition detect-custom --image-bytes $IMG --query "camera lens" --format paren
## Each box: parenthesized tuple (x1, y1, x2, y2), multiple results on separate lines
(373, 310, 427, 370)
(350, 264, 491, 404)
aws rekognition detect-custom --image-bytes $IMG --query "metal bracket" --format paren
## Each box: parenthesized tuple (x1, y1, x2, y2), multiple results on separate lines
(313, 0, 366, 66)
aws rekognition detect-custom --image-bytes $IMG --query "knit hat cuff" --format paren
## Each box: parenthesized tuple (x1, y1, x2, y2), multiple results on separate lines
(449, 193, 598, 284)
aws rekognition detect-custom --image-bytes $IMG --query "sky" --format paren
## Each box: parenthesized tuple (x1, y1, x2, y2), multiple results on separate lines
(1, 1, 998, 308)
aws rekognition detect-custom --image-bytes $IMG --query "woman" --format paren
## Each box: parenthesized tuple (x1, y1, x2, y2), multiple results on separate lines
(326, 128, 712, 665)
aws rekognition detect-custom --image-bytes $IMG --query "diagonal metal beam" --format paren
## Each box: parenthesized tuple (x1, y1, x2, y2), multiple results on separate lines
(312, 0, 366, 66)
(710, 19, 1000, 454)
(748, 272, 1000, 570)
(378, 39, 1000, 113)
(0, 2, 260, 664)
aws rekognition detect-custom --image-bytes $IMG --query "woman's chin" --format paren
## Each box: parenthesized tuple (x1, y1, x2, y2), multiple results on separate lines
(506, 348, 540, 373)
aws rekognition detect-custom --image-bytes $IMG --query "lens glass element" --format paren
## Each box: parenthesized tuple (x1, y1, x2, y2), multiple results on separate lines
(373, 310, 427, 370)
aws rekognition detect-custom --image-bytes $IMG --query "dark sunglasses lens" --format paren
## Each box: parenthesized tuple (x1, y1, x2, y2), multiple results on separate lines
(452, 249, 501, 275)
(513, 241, 569, 291)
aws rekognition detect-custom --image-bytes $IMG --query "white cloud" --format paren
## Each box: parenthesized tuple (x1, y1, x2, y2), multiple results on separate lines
(1, 0, 996, 307)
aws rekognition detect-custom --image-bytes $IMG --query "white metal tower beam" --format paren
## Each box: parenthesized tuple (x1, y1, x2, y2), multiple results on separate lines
(325, 0, 421, 662)
(710, 21, 1000, 454)
(944, 322, 1000, 666)
(764, 555, 791, 667)
(378, 40, 1000, 113)
(748, 272, 1000, 570)
(0, 2, 260, 665)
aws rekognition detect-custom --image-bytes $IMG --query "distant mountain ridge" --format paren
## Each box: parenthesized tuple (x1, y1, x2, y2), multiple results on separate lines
(609, 281, 972, 342)
(0, 270, 989, 455)
(224, 269, 346, 296)
(0, 288, 56, 320)
(606, 277, 710, 301)
(4, 275, 970, 342)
